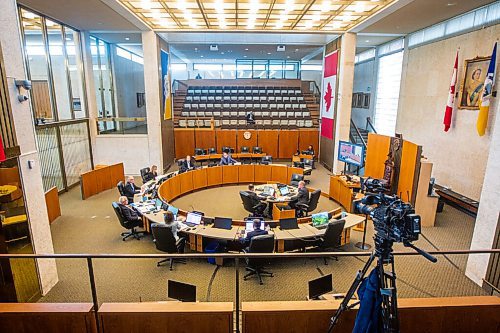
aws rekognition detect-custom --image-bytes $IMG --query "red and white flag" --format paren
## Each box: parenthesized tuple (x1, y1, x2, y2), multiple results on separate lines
(0, 135, 6, 162)
(320, 50, 338, 140)
(443, 52, 458, 132)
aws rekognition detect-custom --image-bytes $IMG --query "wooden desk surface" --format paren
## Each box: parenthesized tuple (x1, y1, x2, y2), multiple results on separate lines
(0, 303, 94, 313)
(99, 302, 233, 313)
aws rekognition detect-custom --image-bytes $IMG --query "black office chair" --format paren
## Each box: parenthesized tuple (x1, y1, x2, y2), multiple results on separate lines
(117, 181, 126, 196)
(194, 148, 207, 155)
(243, 234, 275, 285)
(252, 146, 262, 154)
(241, 146, 249, 153)
(112, 202, 145, 241)
(303, 158, 314, 171)
(151, 223, 186, 270)
(140, 167, 150, 183)
(208, 147, 217, 154)
(261, 155, 272, 165)
(222, 146, 235, 154)
(290, 173, 304, 187)
(240, 191, 267, 216)
(296, 189, 321, 217)
(314, 219, 346, 265)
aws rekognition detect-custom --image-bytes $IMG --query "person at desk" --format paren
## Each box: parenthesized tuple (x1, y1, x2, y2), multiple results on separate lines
(246, 184, 268, 216)
(288, 180, 309, 211)
(241, 219, 268, 249)
(180, 155, 197, 172)
(144, 165, 158, 182)
(162, 210, 186, 252)
(305, 145, 315, 155)
(123, 176, 141, 202)
(118, 196, 143, 226)
(219, 151, 238, 165)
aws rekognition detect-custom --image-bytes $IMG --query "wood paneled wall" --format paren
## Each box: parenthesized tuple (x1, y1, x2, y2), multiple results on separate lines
(174, 129, 318, 159)
(31, 80, 52, 119)
(364, 133, 391, 179)
(44, 187, 61, 224)
(80, 163, 124, 199)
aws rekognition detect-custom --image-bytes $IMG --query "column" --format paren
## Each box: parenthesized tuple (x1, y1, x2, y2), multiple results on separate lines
(333, 32, 357, 173)
(0, 0, 58, 295)
(466, 100, 500, 287)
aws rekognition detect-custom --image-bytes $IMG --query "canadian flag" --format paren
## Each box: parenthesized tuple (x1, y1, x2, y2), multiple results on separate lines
(443, 52, 458, 132)
(321, 50, 338, 139)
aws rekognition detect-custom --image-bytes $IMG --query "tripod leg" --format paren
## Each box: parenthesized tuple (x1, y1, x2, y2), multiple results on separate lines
(378, 254, 400, 333)
(327, 252, 377, 333)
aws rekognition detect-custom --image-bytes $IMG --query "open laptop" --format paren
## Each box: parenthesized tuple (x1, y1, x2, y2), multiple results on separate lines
(213, 217, 233, 230)
(185, 212, 203, 227)
(168, 280, 196, 302)
(279, 217, 299, 230)
(308, 274, 333, 300)
(278, 185, 292, 197)
(245, 220, 265, 232)
(311, 212, 330, 229)
(262, 186, 275, 197)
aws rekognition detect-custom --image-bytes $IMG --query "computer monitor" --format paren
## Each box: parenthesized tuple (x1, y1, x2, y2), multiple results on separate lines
(245, 220, 265, 232)
(155, 198, 162, 208)
(280, 217, 299, 230)
(167, 205, 179, 217)
(213, 217, 233, 230)
(186, 212, 203, 226)
(168, 280, 196, 302)
(278, 186, 290, 196)
(338, 141, 364, 167)
(263, 186, 275, 196)
(311, 212, 329, 227)
(308, 274, 333, 300)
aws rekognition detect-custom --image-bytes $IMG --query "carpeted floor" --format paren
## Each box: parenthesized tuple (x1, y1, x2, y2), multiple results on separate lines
(39, 164, 485, 304)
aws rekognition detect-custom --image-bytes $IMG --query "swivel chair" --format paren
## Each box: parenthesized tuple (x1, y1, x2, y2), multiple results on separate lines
(117, 181, 133, 201)
(290, 173, 304, 187)
(296, 189, 321, 217)
(252, 146, 262, 154)
(208, 147, 217, 154)
(243, 234, 275, 285)
(112, 202, 145, 241)
(313, 219, 345, 265)
(240, 191, 267, 216)
(241, 146, 249, 153)
(194, 148, 207, 156)
(222, 146, 235, 154)
(151, 223, 186, 270)
(140, 167, 150, 183)
(261, 155, 272, 165)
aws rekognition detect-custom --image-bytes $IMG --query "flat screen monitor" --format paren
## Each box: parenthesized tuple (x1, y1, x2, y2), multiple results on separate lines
(278, 186, 290, 196)
(167, 205, 179, 217)
(186, 212, 203, 226)
(155, 198, 162, 208)
(308, 274, 333, 300)
(245, 221, 265, 232)
(213, 217, 233, 230)
(280, 218, 299, 230)
(263, 186, 275, 196)
(338, 141, 364, 167)
(312, 212, 329, 227)
(168, 280, 196, 302)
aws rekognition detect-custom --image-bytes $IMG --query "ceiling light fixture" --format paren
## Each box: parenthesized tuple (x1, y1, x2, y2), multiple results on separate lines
(125, 37, 130, 40)
(321, 0, 330, 12)
(141, 0, 151, 10)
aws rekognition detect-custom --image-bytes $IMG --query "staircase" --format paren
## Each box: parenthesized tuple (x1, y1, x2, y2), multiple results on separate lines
(303, 92, 320, 127)
(348, 118, 377, 173)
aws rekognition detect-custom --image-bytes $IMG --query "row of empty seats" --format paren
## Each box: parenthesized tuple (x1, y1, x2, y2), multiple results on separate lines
(181, 110, 311, 118)
(185, 95, 305, 102)
(178, 118, 314, 128)
(183, 103, 308, 111)
(187, 87, 302, 96)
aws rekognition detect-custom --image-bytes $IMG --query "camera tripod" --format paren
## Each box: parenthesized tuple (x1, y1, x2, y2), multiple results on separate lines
(327, 238, 436, 333)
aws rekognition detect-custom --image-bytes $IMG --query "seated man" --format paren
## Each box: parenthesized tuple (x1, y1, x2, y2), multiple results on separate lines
(304, 145, 315, 155)
(289, 180, 309, 211)
(246, 184, 268, 216)
(219, 151, 238, 165)
(122, 176, 141, 203)
(117, 196, 143, 227)
(180, 155, 197, 173)
(241, 219, 268, 249)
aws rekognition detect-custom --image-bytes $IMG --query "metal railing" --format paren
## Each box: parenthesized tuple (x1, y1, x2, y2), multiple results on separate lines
(366, 116, 377, 133)
(350, 119, 367, 148)
(1, 249, 498, 333)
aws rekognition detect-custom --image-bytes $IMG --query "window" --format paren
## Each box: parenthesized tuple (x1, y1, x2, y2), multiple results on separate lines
(373, 51, 404, 136)
(301, 64, 323, 71)
(355, 49, 375, 64)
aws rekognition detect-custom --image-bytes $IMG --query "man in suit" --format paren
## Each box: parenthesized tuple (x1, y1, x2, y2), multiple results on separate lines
(122, 176, 141, 203)
(241, 219, 268, 248)
(245, 184, 268, 216)
(219, 151, 238, 165)
(180, 155, 196, 173)
(117, 196, 143, 227)
(289, 180, 309, 211)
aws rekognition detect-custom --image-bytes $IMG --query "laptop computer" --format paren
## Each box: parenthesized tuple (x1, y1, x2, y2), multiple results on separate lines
(245, 220, 265, 232)
(278, 185, 290, 196)
(279, 217, 299, 230)
(213, 217, 233, 230)
(311, 212, 330, 229)
(168, 280, 196, 302)
(185, 212, 203, 227)
(308, 274, 333, 300)
(166, 205, 179, 219)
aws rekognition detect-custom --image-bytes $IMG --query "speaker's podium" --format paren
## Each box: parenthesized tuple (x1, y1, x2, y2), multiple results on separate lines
(272, 203, 295, 220)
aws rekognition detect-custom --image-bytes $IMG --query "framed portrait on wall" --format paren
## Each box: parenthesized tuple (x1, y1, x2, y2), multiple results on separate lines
(458, 56, 491, 110)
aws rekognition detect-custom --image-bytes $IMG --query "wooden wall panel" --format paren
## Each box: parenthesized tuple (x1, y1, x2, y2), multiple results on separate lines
(45, 187, 61, 224)
(238, 164, 255, 183)
(278, 130, 299, 159)
(178, 171, 194, 195)
(237, 130, 258, 152)
(216, 130, 237, 153)
(81, 163, 124, 199)
(31, 80, 52, 119)
(397, 140, 421, 204)
(271, 165, 288, 184)
(195, 129, 216, 151)
(257, 130, 279, 158)
(192, 168, 208, 190)
(0, 303, 96, 333)
(298, 129, 319, 152)
(254, 165, 272, 183)
(207, 166, 223, 186)
(174, 129, 195, 159)
(364, 133, 391, 179)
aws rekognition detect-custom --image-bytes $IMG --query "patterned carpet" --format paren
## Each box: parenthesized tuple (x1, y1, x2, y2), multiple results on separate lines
(39, 164, 485, 304)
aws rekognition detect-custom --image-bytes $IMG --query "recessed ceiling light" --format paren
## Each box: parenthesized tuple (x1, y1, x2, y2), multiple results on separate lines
(447, 2, 457, 6)
(295, 48, 299, 52)
(267, 52, 271, 55)
(365, 40, 370, 43)
(200, 55, 204, 58)
(287, 56, 290, 59)
(125, 37, 130, 41)
(245, 48, 249, 51)
(221, 52, 225, 54)
(243, 55, 247, 58)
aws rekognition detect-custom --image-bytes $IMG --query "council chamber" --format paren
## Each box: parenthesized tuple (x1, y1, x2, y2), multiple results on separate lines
(0, 0, 499, 332)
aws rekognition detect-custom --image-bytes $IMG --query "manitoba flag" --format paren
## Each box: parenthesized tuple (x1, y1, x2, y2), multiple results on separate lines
(477, 42, 497, 136)
(443, 52, 458, 132)
(320, 50, 338, 140)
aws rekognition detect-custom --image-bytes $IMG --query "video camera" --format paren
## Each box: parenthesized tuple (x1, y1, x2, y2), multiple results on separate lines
(353, 177, 421, 245)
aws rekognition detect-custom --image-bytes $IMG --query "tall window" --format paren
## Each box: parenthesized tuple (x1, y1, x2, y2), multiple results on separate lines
(374, 51, 404, 136)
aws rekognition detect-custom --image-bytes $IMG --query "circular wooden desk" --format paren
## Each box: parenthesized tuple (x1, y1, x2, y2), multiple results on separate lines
(139, 164, 366, 252)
